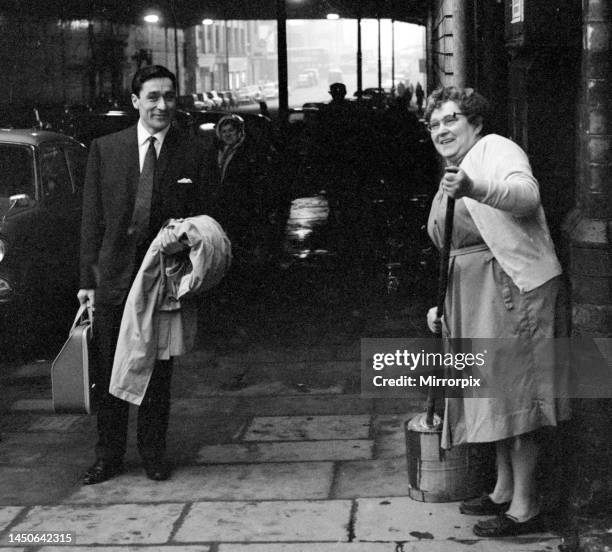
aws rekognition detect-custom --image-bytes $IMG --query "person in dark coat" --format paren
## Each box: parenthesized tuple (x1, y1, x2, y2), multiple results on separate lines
(206, 114, 277, 263)
(78, 65, 206, 485)
(415, 82, 425, 113)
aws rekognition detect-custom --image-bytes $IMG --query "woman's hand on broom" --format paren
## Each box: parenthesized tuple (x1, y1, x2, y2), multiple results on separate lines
(427, 306, 443, 334)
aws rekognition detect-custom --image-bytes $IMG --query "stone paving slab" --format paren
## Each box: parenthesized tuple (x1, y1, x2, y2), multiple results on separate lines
(196, 440, 373, 464)
(3, 360, 50, 379)
(171, 397, 241, 415)
(373, 413, 422, 459)
(26, 415, 84, 432)
(9, 399, 53, 411)
(165, 416, 249, 463)
(0, 506, 23, 531)
(232, 395, 373, 416)
(244, 415, 371, 441)
(332, 457, 409, 498)
(39, 547, 211, 552)
(8, 503, 184, 545)
(0, 413, 34, 433)
(171, 358, 251, 397)
(218, 545, 394, 552)
(354, 497, 560, 542)
(0, 466, 83, 506)
(373, 398, 427, 415)
(218, 543, 561, 552)
(65, 463, 334, 503)
(355, 497, 475, 541)
(176, 500, 352, 542)
(0, 432, 93, 467)
(236, 364, 346, 396)
(217, 345, 339, 363)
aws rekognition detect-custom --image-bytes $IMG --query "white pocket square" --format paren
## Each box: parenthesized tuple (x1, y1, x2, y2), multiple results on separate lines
(177, 178, 193, 184)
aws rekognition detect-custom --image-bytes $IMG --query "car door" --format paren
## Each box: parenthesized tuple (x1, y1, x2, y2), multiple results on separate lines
(37, 141, 83, 295)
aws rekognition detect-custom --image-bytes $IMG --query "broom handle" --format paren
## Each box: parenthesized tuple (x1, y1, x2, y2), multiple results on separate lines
(426, 195, 455, 427)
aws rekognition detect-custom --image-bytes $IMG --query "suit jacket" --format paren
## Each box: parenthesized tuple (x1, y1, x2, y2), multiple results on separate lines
(79, 124, 206, 305)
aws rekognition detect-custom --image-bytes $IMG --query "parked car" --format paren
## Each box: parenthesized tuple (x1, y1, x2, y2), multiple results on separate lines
(0, 129, 87, 356)
(205, 91, 224, 109)
(195, 93, 214, 110)
(64, 107, 137, 147)
(219, 91, 236, 108)
(235, 85, 265, 105)
(296, 72, 316, 88)
(327, 68, 344, 84)
(261, 82, 279, 100)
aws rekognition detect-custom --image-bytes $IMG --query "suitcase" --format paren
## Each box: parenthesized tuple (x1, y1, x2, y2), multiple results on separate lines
(51, 304, 96, 414)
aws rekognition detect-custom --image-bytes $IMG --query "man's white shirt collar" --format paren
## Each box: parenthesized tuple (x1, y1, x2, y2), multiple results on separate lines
(137, 120, 170, 148)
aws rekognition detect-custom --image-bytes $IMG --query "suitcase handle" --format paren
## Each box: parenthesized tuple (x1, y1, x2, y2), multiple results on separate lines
(70, 303, 93, 334)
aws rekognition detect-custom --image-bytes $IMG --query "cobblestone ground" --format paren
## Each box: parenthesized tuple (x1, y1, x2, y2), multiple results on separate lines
(0, 269, 571, 551)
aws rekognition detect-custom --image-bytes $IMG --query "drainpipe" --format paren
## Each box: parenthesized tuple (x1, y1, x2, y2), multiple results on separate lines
(452, 0, 469, 88)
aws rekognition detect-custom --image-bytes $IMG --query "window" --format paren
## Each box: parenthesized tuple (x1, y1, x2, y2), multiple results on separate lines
(511, 0, 524, 23)
(64, 144, 87, 192)
(0, 144, 35, 198)
(40, 144, 72, 200)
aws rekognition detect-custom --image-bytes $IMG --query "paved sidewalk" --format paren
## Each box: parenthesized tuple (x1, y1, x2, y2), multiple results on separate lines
(0, 285, 568, 551)
(0, 341, 564, 551)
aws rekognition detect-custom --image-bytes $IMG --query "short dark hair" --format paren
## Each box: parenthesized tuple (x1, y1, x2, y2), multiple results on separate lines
(131, 65, 177, 97)
(329, 82, 347, 98)
(424, 86, 490, 130)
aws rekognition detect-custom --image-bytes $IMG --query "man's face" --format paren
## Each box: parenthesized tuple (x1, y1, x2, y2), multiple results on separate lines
(131, 77, 176, 134)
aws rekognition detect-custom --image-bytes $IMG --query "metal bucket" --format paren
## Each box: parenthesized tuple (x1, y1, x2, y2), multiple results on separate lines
(405, 413, 493, 502)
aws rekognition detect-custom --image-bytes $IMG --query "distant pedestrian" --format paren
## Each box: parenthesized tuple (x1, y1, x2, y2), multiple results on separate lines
(397, 81, 406, 98)
(405, 82, 414, 105)
(415, 82, 425, 113)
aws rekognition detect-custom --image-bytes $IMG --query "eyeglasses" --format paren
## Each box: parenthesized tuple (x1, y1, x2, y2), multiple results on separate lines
(426, 112, 465, 132)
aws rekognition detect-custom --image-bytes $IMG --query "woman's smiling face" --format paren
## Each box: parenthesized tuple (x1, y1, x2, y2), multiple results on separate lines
(219, 123, 240, 146)
(429, 100, 482, 164)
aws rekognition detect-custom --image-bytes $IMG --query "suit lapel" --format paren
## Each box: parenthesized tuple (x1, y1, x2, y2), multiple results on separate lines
(125, 126, 140, 196)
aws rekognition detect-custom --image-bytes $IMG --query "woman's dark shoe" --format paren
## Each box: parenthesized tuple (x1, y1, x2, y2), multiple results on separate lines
(83, 459, 123, 485)
(473, 513, 547, 537)
(460, 494, 510, 516)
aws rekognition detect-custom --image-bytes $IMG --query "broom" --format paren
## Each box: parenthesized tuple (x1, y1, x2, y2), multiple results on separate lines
(425, 189, 455, 429)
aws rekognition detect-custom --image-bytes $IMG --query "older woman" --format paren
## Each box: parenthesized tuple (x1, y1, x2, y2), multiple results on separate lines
(424, 87, 570, 537)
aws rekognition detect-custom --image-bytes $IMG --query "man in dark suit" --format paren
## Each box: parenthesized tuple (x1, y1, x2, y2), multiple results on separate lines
(78, 65, 205, 484)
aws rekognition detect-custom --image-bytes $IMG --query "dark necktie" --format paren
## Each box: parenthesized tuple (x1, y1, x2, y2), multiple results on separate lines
(130, 135, 157, 244)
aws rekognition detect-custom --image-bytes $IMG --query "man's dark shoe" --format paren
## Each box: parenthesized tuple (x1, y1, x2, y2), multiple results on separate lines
(473, 513, 547, 537)
(143, 460, 171, 481)
(460, 493, 510, 516)
(83, 459, 123, 485)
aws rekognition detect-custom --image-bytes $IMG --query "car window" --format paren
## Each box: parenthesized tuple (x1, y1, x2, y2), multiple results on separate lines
(0, 144, 35, 198)
(40, 144, 72, 200)
(64, 143, 87, 192)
